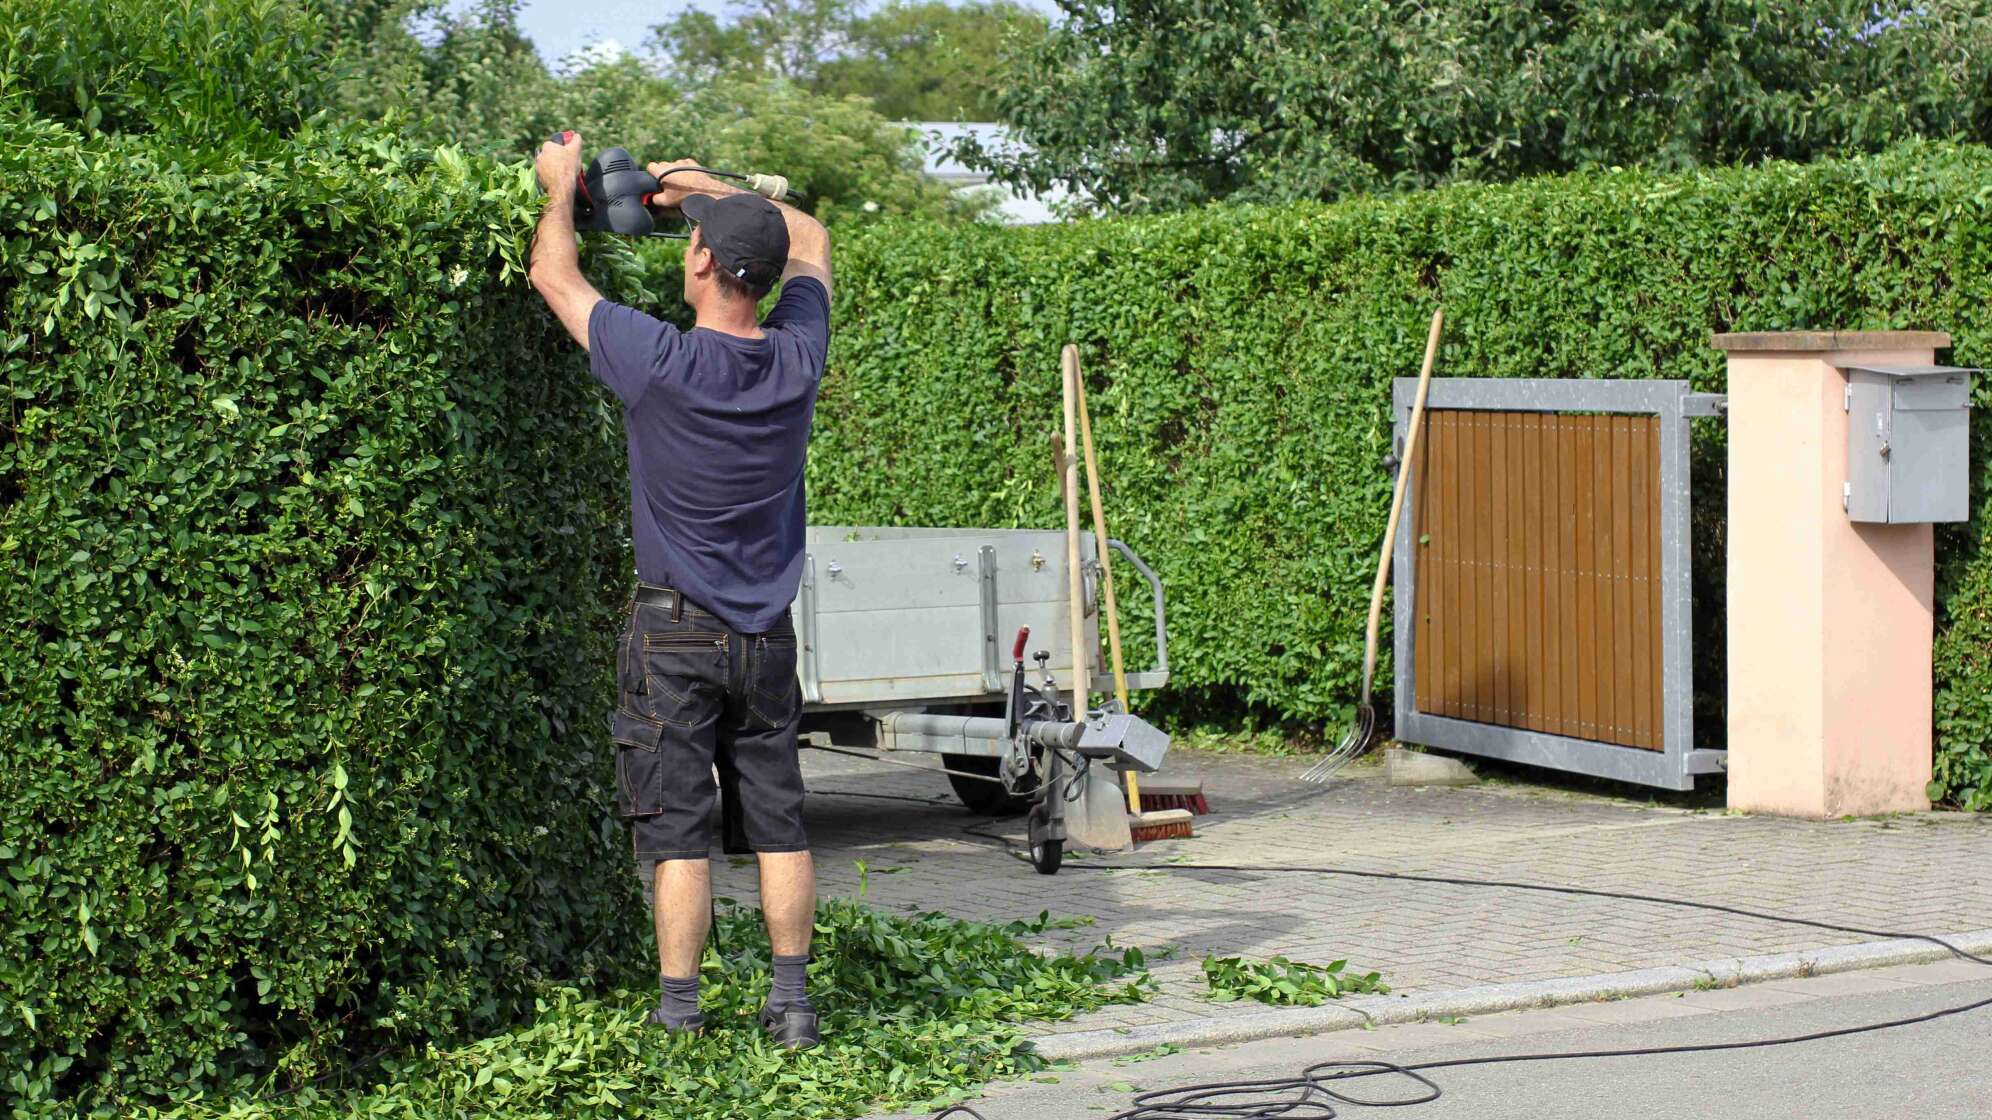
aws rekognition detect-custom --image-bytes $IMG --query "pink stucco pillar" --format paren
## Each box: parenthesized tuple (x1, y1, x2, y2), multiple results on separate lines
(1714, 331, 1945, 818)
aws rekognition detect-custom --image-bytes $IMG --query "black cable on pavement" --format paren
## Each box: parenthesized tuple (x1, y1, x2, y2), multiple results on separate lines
(925, 829, 1992, 1119)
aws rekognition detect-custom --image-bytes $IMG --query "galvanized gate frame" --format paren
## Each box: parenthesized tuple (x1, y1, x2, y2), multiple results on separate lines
(1390, 378, 1728, 790)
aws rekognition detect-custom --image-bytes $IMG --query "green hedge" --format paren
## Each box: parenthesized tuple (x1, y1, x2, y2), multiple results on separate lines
(0, 118, 659, 1106)
(810, 142, 1992, 807)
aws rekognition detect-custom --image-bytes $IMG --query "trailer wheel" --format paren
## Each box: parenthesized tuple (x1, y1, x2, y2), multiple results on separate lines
(942, 754, 1037, 815)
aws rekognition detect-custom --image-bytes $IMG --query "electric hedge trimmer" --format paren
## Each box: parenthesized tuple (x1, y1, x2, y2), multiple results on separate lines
(546, 131, 798, 239)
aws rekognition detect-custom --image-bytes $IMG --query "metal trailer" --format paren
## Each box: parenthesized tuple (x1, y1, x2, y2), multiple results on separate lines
(788, 526, 1172, 872)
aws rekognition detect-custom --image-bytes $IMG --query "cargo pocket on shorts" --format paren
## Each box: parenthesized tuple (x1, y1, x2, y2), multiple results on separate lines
(611, 709, 666, 818)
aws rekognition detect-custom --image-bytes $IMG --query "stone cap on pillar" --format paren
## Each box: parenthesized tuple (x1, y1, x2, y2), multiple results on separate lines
(1711, 330, 1950, 352)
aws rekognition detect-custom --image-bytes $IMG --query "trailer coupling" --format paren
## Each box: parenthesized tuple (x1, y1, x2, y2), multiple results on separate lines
(876, 709, 1168, 773)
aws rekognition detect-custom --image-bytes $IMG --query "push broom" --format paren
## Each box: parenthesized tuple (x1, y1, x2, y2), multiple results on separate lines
(1301, 307, 1445, 785)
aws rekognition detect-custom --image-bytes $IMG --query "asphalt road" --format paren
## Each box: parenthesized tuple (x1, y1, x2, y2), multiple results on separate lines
(873, 962, 1992, 1120)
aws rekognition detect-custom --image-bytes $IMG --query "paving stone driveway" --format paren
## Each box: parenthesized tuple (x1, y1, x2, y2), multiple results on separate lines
(709, 745, 1992, 1038)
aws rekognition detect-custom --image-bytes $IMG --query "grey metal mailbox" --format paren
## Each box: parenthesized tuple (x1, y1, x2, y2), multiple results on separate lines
(1844, 365, 1975, 523)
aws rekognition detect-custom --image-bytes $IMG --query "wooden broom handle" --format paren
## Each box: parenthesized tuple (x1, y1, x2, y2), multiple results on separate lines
(1071, 357, 1129, 708)
(1363, 308, 1444, 701)
(1070, 348, 1140, 814)
(1060, 347, 1090, 728)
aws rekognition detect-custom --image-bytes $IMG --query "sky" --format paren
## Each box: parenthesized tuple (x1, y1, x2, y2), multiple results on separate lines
(512, 0, 1060, 69)
(515, 0, 684, 65)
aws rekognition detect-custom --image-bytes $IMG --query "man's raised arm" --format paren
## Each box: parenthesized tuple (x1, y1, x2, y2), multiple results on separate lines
(648, 161, 832, 302)
(531, 133, 605, 348)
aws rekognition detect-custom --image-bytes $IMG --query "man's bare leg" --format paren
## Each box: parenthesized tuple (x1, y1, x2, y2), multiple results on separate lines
(757, 850, 816, 956)
(758, 849, 818, 1046)
(653, 857, 713, 976)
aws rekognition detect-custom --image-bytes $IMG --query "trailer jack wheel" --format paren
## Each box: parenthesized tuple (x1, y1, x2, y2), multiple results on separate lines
(1026, 805, 1063, 875)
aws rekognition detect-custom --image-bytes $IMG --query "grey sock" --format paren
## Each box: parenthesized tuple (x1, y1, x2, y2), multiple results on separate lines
(768, 953, 811, 1011)
(658, 972, 701, 1024)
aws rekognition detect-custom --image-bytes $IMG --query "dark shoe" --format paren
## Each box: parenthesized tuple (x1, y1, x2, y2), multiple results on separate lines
(757, 1002, 821, 1050)
(646, 1006, 705, 1035)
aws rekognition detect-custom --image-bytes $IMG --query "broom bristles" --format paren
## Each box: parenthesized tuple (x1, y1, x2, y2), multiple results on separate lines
(1128, 808, 1194, 841)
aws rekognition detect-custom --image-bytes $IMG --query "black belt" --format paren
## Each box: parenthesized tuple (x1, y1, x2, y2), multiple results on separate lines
(634, 583, 708, 621)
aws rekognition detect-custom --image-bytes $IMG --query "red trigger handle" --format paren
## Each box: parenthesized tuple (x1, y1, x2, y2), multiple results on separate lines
(1011, 627, 1030, 662)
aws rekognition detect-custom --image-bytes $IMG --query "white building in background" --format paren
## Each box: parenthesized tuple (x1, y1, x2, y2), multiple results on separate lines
(901, 122, 1070, 224)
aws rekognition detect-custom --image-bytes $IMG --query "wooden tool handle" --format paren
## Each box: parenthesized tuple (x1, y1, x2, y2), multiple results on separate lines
(1060, 347, 1089, 724)
(1362, 308, 1444, 702)
(1071, 352, 1142, 815)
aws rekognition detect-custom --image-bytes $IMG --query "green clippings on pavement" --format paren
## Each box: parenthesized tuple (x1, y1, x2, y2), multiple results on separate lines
(1201, 955, 1389, 1006)
(100, 900, 1149, 1120)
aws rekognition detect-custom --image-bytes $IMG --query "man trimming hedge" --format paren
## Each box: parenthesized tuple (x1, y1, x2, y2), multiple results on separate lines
(528, 133, 832, 1049)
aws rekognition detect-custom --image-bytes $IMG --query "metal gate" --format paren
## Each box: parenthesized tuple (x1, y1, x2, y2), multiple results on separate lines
(1390, 379, 1727, 790)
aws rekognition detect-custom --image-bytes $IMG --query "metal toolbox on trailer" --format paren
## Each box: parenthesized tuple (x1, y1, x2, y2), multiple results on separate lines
(788, 525, 1172, 872)
(792, 526, 1168, 709)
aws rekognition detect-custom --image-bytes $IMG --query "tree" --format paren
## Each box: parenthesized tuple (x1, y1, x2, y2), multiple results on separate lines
(820, 1, 1049, 120)
(515, 57, 978, 225)
(964, 0, 1992, 213)
(647, 0, 1049, 121)
(649, 0, 855, 85)
(313, 0, 970, 223)
(320, 0, 551, 155)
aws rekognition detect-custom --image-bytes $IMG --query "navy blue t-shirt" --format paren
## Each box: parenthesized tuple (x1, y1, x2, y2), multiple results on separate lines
(587, 277, 829, 632)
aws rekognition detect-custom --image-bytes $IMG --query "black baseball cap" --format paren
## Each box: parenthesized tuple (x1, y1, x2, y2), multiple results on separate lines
(681, 193, 789, 289)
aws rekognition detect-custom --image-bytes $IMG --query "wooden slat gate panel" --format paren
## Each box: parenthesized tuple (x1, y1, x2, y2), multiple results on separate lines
(1390, 378, 1719, 791)
(1413, 411, 1663, 750)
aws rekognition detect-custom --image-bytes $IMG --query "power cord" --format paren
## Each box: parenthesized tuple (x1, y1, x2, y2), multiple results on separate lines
(924, 836, 1992, 1119)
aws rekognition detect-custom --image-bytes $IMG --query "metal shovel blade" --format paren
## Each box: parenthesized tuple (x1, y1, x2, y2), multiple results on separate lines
(1064, 764, 1133, 852)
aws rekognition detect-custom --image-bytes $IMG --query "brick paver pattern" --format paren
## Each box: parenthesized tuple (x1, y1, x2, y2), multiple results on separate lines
(703, 747, 1992, 1038)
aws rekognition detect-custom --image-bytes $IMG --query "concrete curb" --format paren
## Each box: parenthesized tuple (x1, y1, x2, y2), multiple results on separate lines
(1030, 926, 1992, 1062)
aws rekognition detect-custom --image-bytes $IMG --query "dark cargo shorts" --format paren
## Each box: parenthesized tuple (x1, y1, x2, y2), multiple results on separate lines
(611, 585, 808, 877)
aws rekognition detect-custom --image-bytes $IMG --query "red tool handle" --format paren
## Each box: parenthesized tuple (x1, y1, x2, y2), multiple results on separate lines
(1011, 627, 1031, 662)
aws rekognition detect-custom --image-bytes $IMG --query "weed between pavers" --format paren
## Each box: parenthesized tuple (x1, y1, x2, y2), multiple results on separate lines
(102, 899, 1150, 1120)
